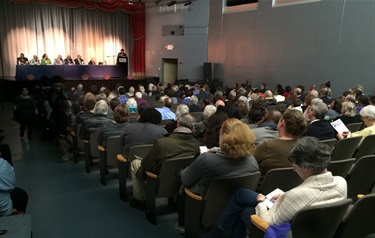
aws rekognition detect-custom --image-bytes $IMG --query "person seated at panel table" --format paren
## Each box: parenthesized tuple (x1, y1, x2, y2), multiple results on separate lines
(41, 54, 52, 65)
(16, 53, 28, 65)
(74, 54, 84, 65)
(88, 57, 96, 65)
(29, 55, 40, 65)
(54, 55, 64, 65)
(64, 55, 74, 65)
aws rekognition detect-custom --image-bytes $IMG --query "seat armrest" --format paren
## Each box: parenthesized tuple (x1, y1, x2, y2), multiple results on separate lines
(251, 214, 269, 232)
(184, 187, 202, 201)
(146, 171, 157, 179)
(117, 154, 127, 163)
(70, 131, 76, 137)
(83, 140, 89, 144)
(98, 145, 105, 152)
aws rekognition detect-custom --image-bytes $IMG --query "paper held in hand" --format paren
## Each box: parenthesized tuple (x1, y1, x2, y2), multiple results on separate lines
(330, 119, 350, 134)
(264, 188, 284, 209)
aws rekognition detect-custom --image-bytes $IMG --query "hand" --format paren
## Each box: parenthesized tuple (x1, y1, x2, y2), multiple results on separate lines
(270, 193, 283, 201)
(257, 194, 266, 202)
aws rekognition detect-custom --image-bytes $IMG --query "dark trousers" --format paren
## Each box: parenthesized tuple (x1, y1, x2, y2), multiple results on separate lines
(10, 187, 29, 213)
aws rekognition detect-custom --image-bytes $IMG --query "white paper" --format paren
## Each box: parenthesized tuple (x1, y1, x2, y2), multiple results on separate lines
(264, 188, 284, 209)
(199, 146, 208, 154)
(330, 119, 350, 134)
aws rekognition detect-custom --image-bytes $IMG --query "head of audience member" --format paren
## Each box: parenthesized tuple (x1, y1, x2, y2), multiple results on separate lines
(359, 105, 375, 127)
(137, 103, 150, 118)
(175, 104, 189, 121)
(288, 137, 331, 180)
(341, 101, 356, 117)
(232, 101, 248, 119)
(84, 97, 96, 112)
(357, 95, 369, 107)
(355, 84, 364, 98)
(202, 105, 217, 123)
(264, 90, 274, 99)
(215, 99, 225, 108)
(163, 97, 173, 109)
(126, 98, 137, 113)
(113, 104, 129, 123)
(292, 98, 302, 108)
(139, 107, 162, 125)
(128, 86, 135, 97)
(344, 94, 356, 103)
(219, 118, 256, 158)
(294, 87, 302, 98)
(135, 91, 143, 99)
(258, 109, 282, 126)
(190, 95, 199, 105)
(204, 111, 229, 148)
(278, 110, 307, 138)
(248, 98, 266, 124)
(330, 97, 342, 114)
(94, 100, 108, 116)
(308, 101, 328, 120)
(308, 89, 319, 98)
(109, 98, 120, 111)
(177, 113, 195, 131)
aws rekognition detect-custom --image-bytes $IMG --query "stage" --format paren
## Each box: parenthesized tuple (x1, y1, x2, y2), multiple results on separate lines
(0, 76, 159, 102)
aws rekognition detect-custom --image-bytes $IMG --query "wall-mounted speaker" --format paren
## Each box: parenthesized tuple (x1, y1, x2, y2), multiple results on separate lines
(203, 62, 213, 81)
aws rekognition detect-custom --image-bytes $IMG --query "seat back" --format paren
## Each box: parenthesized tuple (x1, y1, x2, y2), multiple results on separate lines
(76, 124, 84, 150)
(257, 167, 303, 194)
(346, 155, 375, 199)
(190, 112, 203, 123)
(353, 134, 375, 160)
(105, 136, 122, 167)
(89, 130, 100, 158)
(157, 156, 195, 197)
(290, 198, 352, 238)
(331, 136, 362, 161)
(320, 138, 337, 151)
(128, 144, 153, 163)
(328, 158, 356, 178)
(334, 194, 375, 238)
(346, 122, 363, 133)
(201, 172, 261, 228)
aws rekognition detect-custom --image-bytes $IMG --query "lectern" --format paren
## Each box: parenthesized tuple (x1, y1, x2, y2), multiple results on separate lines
(117, 55, 128, 78)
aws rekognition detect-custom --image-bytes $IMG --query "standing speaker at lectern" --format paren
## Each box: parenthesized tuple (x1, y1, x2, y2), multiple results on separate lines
(116, 49, 128, 77)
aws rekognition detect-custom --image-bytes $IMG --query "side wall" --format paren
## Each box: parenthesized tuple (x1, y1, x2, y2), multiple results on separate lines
(208, 0, 375, 97)
(145, 1, 210, 82)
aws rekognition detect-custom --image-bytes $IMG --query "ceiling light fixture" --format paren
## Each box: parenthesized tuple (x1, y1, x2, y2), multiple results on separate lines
(155, 0, 163, 5)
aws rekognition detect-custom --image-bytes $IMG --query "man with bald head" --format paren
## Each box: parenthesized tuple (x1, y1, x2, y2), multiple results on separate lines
(251, 109, 282, 145)
(155, 97, 176, 120)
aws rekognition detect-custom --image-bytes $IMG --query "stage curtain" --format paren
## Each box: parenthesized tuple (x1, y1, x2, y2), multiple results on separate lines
(4, 0, 146, 77)
(130, 8, 145, 77)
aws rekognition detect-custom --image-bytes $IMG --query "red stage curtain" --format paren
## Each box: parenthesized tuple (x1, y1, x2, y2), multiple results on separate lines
(11, 0, 146, 76)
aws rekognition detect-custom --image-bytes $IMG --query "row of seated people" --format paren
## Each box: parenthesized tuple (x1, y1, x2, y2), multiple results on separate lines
(62, 79, 375, 236)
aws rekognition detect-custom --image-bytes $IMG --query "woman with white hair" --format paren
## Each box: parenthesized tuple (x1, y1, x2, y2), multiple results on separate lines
(135, 91, 148, 105)
(337, 105, 375, 145)
(194, 105, 217, 140)
(334, 101, 362, 125)
(126, 97, 138, 113)
(80, 100, 111, 140)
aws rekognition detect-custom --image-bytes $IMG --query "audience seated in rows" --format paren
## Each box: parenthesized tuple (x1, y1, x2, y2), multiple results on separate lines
(176, 118, 259, 233)
(205, 137, 347, 238)
(155, 98, 175, 120)
(254, 110, 307, 176)
(304, 100, 335, 140)
(129, 113, 200, 210)
(337, 105, 375, 145)
(251, 109, 281, 145)
(121, 108, 167, 157)
(97, 104, 129, 147)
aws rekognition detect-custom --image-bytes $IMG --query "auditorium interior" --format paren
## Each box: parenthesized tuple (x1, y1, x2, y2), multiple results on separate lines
(1, 0, 375, 237)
